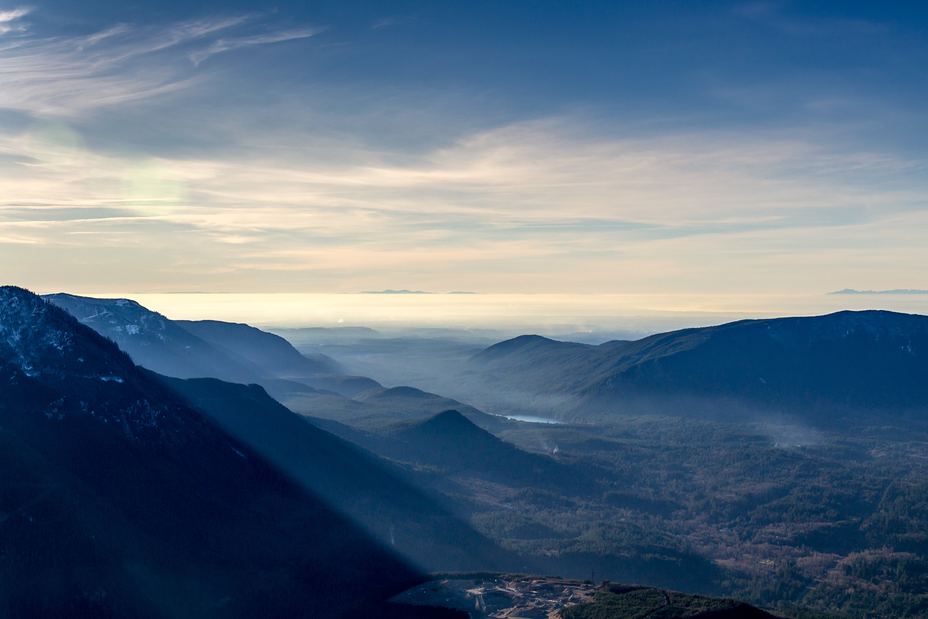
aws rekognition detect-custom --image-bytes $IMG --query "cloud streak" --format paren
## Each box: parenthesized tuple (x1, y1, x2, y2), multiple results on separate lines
(2, 112, 926, 293)
(189, 28, 323, 65)
(0, 6, 29, 35)
(0, 11, 318, 115)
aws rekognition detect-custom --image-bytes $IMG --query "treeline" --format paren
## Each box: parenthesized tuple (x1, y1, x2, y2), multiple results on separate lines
(449, 415, 928, 617)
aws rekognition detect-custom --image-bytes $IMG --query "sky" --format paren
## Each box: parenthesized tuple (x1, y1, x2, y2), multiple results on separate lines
(1, 1, 927, 303)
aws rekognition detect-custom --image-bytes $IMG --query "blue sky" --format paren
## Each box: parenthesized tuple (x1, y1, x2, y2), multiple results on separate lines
(1, 0, 927, 296)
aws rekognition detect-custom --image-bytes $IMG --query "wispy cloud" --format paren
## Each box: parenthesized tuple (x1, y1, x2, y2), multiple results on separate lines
(371, 17, 402, 31)
(0, 7, 30, 21)
(733, 1, 887, 36)
(189, 27, 323, 65)
(0, 6, 30, 35)
(2, 114, 926, 292)
(0, 10, 318, 116)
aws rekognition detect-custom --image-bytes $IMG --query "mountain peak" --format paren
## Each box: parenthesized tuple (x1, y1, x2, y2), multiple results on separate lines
(0, 287, 218, 443)
(381, 386, 431, 398)
(475, 334, 568, 361)
(1, 286, 132, 380)
(44, 292, 145, 310)
(46, 292, 352, 392)
(507, 334, 555, 345)
(401, 409, 492, 442)
(421, 408, 472, 428)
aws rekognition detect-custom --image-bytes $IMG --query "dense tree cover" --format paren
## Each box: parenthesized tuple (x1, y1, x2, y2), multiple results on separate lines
(560, 584, 776, 618)
(409, 415, 928, 617)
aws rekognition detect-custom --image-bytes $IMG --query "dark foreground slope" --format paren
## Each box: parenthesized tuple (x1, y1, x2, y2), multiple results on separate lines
(473, 310, 928, 423)
(0, 287, 418, 617)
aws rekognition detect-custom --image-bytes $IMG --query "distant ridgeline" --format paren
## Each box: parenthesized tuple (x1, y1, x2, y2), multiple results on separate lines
(829, 288, 928, 295)
(44, 292, 378, 397)
(471, 310, 928, 424)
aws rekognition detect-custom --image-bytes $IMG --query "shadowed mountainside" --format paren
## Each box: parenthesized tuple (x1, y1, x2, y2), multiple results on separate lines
(160, 376, 509, 572)
(269, 379, 513, 434)
(0, 286, 421, 617)
(472, 310, 928, 423)
(176, 319, 343, 376)
(386, 410, 578, 487)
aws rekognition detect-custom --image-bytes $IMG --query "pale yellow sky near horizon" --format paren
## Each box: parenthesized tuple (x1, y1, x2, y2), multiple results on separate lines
(36, 291, 928, 332)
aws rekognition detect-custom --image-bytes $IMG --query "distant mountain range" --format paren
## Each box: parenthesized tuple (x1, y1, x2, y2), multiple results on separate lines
(362, 289, 433, 294)
(44, 293, 499, 430)
(829, 288, 928, 295)
(47, 293, 928, 427)
(472, 310, 928, 423)
(360, 289, 477, 294)
(0, 286, 421, 617)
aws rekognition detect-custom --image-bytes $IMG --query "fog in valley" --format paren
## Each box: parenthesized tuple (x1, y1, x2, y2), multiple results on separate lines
(5, 0, 928, 616)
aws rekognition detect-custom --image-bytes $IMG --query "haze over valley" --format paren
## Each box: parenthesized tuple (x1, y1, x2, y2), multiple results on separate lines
(3, 0, 928, 616)
(2, 287, 920, 617)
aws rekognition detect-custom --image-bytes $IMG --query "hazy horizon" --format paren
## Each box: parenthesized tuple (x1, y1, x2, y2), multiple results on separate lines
(32, 289, 928, 333)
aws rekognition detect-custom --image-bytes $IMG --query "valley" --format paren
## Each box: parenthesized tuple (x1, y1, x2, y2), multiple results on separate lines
(279, 316, 928, 617)
(6, 3, 924, 616)
(6, 289, 928, 617)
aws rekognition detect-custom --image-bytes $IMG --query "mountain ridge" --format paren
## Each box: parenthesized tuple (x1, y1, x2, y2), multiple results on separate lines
(471, 309, 928, 422)
(0, 286, 422, 616)
(44, 292, 379, 397)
